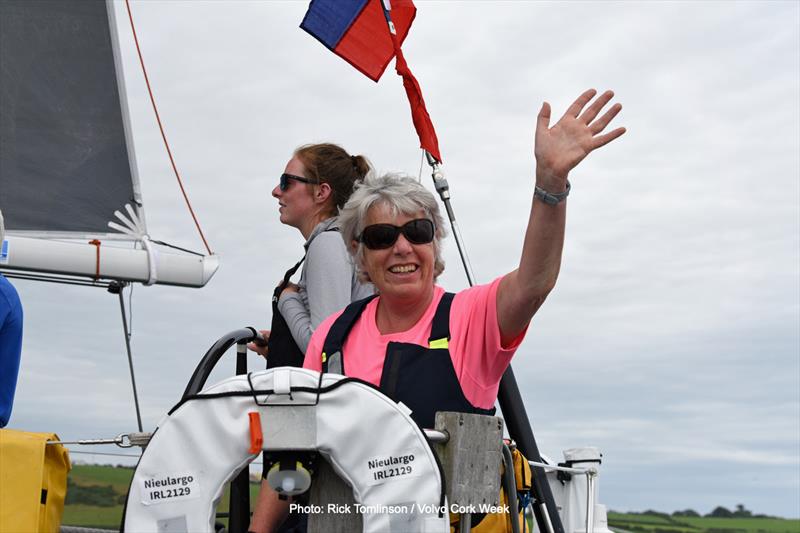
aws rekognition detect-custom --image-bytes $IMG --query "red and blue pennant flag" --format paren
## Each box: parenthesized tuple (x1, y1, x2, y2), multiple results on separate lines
(300, 0, 415, 82)
(301, 0, 442, 162)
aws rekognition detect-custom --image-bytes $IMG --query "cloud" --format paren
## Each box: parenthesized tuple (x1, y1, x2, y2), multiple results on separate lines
(5, 0, 799, 519)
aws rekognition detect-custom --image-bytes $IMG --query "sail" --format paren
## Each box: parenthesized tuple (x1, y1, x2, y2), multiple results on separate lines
(0, 0, 218, 287)
(0, 0, 142, 239)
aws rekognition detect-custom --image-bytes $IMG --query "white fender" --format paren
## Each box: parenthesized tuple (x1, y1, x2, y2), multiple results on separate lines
(123, 368, 449, 532)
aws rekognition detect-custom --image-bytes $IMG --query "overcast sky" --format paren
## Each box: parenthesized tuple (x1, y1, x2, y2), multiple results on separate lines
(6, 0, 799, 519)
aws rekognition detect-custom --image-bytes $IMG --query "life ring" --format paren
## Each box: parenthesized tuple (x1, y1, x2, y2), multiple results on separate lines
(122, 367, 449, 532)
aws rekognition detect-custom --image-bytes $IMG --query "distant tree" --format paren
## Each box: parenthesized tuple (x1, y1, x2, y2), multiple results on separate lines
(643, 509, 670, 518)
(707, 506, 733, 518)
(733, 504, 752, 518)
(673, 509, 700, 517)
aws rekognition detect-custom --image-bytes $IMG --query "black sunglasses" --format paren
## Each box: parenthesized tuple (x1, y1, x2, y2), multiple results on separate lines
(279, 173, 320, 191)
(358, 219, 435, 250)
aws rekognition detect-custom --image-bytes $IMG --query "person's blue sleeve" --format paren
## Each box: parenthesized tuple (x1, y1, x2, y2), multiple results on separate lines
(0, 279, 23, 428)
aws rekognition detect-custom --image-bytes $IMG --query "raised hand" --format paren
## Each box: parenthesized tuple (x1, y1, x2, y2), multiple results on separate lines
(534, 89, 625, 188)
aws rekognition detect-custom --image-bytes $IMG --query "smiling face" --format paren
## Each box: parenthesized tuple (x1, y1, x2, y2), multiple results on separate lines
(360, 203, 436, 307)
(271, 156, 318, 233)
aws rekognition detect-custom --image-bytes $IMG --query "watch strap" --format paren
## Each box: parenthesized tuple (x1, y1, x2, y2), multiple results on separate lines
(534, 179, 571, 205)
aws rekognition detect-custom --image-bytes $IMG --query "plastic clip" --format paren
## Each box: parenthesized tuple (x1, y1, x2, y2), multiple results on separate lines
(248, 412, 263, 454)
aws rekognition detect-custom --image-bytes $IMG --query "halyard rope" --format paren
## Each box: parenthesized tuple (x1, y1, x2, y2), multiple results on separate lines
(123, 0, 213, 256)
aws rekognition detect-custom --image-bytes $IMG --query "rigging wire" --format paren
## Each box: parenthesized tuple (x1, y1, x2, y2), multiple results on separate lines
(123, 0, 213, 256)
(423, 151, 476, 286)
(127, 282, 134, 340)
(0, 270, 111, 288)
(66, 449, 267, 466)
(150, 239, 205, 256)
(111, 281, 144, 433)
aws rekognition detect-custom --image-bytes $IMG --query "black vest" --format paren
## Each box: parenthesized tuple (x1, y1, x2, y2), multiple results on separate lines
(265, 256, 306, 369)
(266, 227, 341, 369)
(320, 292, 495, 428)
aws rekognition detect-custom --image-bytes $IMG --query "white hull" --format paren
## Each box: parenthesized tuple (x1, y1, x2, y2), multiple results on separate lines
(1, 236, 218, 288)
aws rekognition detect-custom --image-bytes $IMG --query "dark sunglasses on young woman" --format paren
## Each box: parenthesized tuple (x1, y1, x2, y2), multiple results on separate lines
(358, 219, 435, 250)
(279, 173, 320, 191)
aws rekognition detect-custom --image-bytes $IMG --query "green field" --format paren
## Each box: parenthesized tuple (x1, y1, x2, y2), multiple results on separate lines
(63, 465, 800, 532)
(63, 464, 260, 529)
(679, 517, 800, 533)
(68, 464, 136, 492)
(607, 512, 800, 533)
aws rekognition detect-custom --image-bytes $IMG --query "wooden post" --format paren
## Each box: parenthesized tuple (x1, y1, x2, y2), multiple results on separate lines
(433, 412, 504, 508)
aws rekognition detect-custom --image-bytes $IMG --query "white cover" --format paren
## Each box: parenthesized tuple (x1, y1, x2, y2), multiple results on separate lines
(123, 368, 449, 532)
(539, 447, 612, 533)
(563, 447, 601, 464)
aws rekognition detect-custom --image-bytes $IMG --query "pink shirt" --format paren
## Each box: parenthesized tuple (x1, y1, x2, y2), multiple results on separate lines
(303, 277, 526, 409)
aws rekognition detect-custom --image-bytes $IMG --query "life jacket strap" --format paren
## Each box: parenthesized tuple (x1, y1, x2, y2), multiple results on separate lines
(427, 292, 455, 348)
(322, 291, 454, 371)
(321, 295, 378, 372)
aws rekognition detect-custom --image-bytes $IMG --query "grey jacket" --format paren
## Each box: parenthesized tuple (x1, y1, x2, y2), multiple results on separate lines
(277, 217, 374, 353)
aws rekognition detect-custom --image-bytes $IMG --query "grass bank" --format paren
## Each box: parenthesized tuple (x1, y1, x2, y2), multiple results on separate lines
(63, 465, 800, 532)
(62, 464, 259, 529)
(608, 512, 799, 533)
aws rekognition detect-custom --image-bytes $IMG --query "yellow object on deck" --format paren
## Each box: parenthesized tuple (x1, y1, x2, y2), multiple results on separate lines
(0, 429, 71, 533)
(450, 447, 533, 533)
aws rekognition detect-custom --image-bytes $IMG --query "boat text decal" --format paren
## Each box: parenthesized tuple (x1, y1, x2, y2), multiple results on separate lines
(139, 472, 200, 506)
(365, 452, 421, 485)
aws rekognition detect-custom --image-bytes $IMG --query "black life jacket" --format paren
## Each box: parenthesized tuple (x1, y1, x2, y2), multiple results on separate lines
(320, 292, 495, 428)
(266, 226, 341, 369)
(266, 256, 306, 369)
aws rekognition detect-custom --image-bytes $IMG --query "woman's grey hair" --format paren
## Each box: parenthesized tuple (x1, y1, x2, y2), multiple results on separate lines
(338, 173, 447, 282)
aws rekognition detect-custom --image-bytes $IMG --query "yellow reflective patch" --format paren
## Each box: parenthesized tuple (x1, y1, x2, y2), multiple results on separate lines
(429, 338, 449, 349)
(321, 352, 327, 363)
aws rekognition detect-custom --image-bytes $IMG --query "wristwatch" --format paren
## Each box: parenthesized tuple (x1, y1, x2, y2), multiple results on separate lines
(534, 180, 571, 205)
